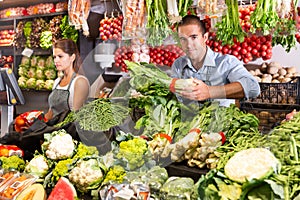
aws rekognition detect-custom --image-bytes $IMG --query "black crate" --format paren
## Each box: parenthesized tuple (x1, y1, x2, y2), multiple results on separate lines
(241, 103, 300, 133)
(245, 77, 300, 105)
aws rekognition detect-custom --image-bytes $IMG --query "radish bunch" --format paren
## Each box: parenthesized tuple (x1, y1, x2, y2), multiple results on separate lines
(204, 4, 273, 63)
(114, 44, 185, 72)
(99, 15, 123, 41)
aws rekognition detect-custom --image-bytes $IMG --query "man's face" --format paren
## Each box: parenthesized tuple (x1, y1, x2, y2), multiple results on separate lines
(178, 24, 208, 61)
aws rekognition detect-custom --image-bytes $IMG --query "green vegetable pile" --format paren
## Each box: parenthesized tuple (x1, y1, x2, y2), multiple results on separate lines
(197, 111, 300, 199)
(60, 15, 78, 43)
(75, 98, 129, 132)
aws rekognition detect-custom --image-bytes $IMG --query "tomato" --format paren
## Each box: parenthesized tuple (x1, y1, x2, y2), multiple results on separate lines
(232, 50, 239, 57)
(243, 57, 250, 63)
(15, 117, 26, 128)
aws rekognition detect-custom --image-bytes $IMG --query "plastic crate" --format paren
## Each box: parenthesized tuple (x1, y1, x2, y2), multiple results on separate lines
(245, 77, 300, 105)
(241, 103, 300, 133)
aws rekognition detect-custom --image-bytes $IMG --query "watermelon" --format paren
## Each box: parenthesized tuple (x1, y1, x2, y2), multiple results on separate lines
(47, 177, 77, 200)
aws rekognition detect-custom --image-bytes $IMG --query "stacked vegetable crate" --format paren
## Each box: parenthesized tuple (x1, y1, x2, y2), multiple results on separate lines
(241, 64, 300, 133)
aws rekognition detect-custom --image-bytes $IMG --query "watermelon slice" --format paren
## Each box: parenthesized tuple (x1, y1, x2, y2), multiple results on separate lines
(224, 148, 280, 183)
(47, 177, 77, 200)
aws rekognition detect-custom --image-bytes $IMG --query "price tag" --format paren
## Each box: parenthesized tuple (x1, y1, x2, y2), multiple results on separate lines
(21, 48, 33, 57)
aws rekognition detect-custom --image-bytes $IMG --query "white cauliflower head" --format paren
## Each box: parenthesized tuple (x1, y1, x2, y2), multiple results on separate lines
(25, 155, 49, 178)
(45, 130, 75, 160)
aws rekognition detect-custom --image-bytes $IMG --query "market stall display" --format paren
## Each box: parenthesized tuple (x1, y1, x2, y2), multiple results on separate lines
(1, 0, 300, 199)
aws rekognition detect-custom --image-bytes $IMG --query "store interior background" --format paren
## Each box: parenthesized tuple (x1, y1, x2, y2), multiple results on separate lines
(1, 0, 300, 113)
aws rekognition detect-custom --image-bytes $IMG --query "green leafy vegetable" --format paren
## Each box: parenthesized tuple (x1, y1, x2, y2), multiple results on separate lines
(75, 98, 129, 132)
(60, 15, 78, 43)
(250, 0, 279, 35)
(216, 0, 246, 46)
(40, 31, 53, 49)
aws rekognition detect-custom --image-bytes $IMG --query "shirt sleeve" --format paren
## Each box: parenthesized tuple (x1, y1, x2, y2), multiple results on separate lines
(226, 57, 261, 99)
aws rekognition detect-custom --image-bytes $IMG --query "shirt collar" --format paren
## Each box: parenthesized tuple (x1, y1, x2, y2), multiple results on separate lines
(185, 46, 217, 70)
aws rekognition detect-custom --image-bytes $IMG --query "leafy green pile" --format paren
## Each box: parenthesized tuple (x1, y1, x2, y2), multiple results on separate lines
(197, 111, 300, 199)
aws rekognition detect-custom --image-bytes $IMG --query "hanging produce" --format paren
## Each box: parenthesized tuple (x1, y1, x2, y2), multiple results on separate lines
(145, 0, 172, 46)
(68, 0, 91, 36)
(250, 0, 279, 35)
(167, 0, 182, 24)
(197, 0, 226, 19)
(99, 14, 123, 41)
(121, 0, 147, 39)
(272, 0, 298, 52)
(215, 0, 246, 46)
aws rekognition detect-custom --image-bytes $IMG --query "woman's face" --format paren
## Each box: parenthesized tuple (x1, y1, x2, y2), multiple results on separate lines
(178, 24, 208, 62)
(53, 48, 75, 72)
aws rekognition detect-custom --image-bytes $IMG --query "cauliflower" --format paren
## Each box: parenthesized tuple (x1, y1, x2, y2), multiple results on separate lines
(44, 79, 54, 90)
(68, 157, 106, 193)
(35, 79, 45, 90)
(45, 56, 55, 68)
(43, 129, 75, 160)
(26, 77, 37, 89)
(25, 155, 49, 178)
(27, 68, 36, 78)
(18, 77, 27, 89)
(35, 69, 45, 80)
(18, 66, 28, 77)
(44, 68, 57, 80)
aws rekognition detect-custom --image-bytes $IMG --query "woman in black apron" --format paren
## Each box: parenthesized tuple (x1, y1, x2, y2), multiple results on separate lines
(18, 39, 90, 159)
(45, 39, 90, 121)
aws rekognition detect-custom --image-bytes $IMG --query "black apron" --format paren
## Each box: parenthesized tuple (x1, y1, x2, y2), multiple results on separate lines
(48, 73, 76, 118)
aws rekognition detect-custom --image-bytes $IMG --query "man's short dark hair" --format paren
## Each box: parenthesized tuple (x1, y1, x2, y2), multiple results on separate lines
(177, 15, 207, 35)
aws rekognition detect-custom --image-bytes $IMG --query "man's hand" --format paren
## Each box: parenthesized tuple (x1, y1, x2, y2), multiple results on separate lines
(178, 78, 211, 101)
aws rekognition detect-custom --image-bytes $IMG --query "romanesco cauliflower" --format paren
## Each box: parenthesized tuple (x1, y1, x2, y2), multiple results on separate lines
(116, 137, 149, 170)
